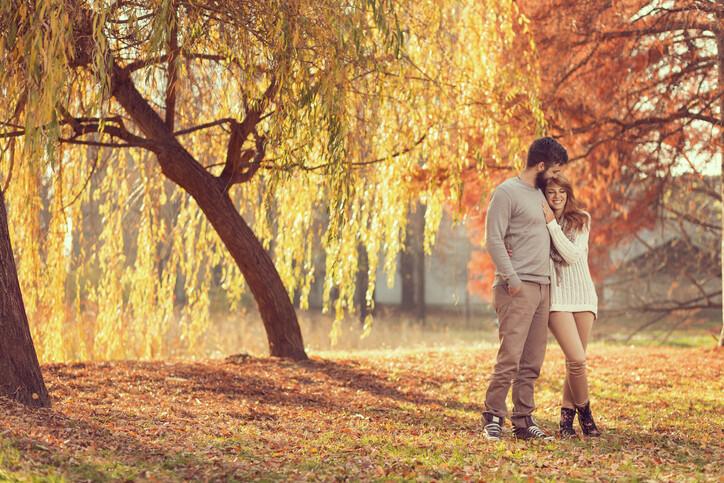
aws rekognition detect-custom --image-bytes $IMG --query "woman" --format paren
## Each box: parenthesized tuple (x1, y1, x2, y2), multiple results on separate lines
(541, 175, 601, 438)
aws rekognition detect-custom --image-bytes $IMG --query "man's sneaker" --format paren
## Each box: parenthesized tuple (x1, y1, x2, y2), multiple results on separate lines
(513, 416, 553, 440)
(482, 413, 504, 441)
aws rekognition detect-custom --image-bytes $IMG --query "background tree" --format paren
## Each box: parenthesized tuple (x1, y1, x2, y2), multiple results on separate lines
(0, 0, 544, 361)
(400, 203, 426, 321)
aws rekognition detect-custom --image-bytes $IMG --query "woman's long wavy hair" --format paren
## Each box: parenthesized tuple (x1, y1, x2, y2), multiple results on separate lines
(542, 175, 589, 232)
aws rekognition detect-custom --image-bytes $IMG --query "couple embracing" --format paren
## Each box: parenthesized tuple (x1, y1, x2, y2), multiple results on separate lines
(482, 137, 601, 441)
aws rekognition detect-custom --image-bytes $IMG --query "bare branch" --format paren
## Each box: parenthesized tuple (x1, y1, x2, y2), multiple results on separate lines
(575, 22, 720, 47)
(2, 112, 151, 148)
(278, 133, 428, 172)
(218, 120, 250, 187)
(233, 135, 265, 185)
(216, 77, 278, 186)
(57, 106, 152, 149)
(58, 138, 137, 148)
(619, 290, 723, 314)
(625, 312, 672, 342)
(219, 134, 266, 191)
(0, 130, 25, 139)
(173, 118, 236, 137)
(662, 205, 722, 231)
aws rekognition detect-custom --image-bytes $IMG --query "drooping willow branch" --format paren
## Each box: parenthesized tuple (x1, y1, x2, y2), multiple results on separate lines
(173, 118, 237, 137)
(57, 108, 153, 149)
(267, 132, 429, 173)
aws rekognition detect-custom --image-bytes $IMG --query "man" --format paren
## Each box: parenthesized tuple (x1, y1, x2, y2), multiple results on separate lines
(482, 137, 568, 440)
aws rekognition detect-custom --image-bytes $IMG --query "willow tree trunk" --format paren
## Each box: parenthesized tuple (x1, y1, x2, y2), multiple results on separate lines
(110, 66, 307, 360)
(0, 190, 51, 407)
(172, 172, 307, 360)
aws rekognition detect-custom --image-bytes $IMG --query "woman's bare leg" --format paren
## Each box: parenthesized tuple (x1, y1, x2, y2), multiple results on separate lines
(561, 312, 595, 406)
(573, 311, 594, 350)
(549, 311, 590, 408)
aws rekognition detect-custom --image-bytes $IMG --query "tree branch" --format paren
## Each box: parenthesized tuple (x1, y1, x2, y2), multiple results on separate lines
(624, 312, 672, 342)
(57, 107, 152, 148)
(279, 133, 428, 172)
(216, 77, 278, 187)
(662, 205, 722, 231)
(2, 112, 152, 149)
(60, 149, 105, 210)
(618, 290, 723, 314)
(576, 22, 720, 47)
(0, 130, 25, 139)
(174, 118, 236, 137)
(123, 52, 241, 73)
(165, 8, 179, 130)
(58, 138, 137, 148)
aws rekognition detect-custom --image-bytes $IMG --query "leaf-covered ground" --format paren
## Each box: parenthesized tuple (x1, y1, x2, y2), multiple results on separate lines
(1, 344, 722, 481)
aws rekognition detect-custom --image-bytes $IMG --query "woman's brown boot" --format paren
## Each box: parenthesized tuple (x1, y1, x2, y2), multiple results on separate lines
(576, 401, 601, 437)
(559, 407, 577, 437)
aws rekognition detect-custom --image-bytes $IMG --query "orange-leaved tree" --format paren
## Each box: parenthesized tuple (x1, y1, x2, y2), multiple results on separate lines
(463, 1, 721, 337)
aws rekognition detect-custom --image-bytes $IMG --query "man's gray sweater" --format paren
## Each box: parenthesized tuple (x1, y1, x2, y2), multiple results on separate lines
(485, 177, 551, 288)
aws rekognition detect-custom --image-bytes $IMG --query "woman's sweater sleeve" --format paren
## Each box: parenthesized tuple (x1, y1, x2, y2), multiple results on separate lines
(547, 219, 589, 265)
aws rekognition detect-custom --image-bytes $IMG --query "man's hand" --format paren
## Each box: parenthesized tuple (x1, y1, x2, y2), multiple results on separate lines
(507, 284, 521, 296)
(541, 201, 556, 223)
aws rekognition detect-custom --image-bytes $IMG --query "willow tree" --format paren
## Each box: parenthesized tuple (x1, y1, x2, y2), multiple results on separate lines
(1, 0, 542, 363)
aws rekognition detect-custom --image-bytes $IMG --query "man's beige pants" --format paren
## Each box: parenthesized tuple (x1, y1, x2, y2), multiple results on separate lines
(484, 281, 550, 428)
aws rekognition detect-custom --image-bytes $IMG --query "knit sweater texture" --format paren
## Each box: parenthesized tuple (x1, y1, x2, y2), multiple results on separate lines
(546, 216, 598, 316)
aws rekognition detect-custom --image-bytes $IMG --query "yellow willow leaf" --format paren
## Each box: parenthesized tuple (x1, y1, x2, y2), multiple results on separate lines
(0, 0, 542, 360)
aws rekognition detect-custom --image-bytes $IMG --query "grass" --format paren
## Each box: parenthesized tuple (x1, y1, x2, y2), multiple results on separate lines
(0, 343, 722, 481)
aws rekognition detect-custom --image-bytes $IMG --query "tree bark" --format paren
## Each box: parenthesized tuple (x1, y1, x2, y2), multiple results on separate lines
(400, 202, 426, 320)
(717, 11, 724, 347)
(111, 66, 307, 360)
(185, 182, 306, 360)
(400, 248, 415, 312)
(0, 190, 51, 407)
(355, 243, 370, 324)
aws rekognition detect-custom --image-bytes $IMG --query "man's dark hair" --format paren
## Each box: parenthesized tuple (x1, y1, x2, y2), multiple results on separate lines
(526, 137, 568, 168)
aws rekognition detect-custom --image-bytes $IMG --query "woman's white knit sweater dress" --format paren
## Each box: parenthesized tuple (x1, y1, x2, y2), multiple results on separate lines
(546, 215, 598, 317)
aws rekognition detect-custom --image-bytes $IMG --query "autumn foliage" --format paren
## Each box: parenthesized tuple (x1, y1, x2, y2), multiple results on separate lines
(463, 0, 721, 301)
(0, 0, 547, 362)
(0, 345, 721, 480)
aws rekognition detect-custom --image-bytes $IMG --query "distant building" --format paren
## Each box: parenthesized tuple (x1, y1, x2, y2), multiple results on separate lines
(374, 211, 488, 314)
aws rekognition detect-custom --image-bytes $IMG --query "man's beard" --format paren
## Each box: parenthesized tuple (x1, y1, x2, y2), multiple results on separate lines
(535, 171, 547, 190)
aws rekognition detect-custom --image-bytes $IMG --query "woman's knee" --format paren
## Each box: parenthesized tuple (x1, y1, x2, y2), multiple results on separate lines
(565, 357, 587, 375)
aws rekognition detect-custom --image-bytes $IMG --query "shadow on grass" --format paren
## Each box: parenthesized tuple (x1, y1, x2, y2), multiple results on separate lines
(0, 397, 254, 481)
(50, 356, 489, 430)
(200, 356, 487, 415)
(298, 358, 487, 413)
